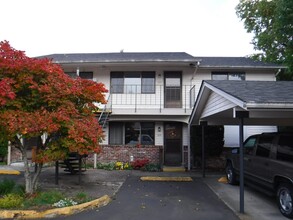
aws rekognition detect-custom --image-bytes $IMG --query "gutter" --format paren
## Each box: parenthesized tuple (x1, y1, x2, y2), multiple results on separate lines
(246, 103, 293, 109)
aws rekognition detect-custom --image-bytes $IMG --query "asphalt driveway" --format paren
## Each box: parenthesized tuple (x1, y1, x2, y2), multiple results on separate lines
(54, 176, 239, 220)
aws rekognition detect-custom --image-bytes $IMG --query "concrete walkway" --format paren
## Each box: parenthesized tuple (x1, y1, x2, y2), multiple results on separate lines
(204, 177, 287, 220)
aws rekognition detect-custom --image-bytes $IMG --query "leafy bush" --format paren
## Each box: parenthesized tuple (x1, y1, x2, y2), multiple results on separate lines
(23, 191, 64, 208)
(0, 194, 24, 209)
(96, 162, 116, 171)
(0, 178, 16, 195)
(12, 184, 25, 196)
(131, 159, 149, 170)
(74, 192, 91, 203)
(142, 163, 161, 172)
(115, 161, 132, 170)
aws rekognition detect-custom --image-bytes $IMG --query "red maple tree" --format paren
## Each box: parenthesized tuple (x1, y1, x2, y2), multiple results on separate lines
(0, 41, 107, 194)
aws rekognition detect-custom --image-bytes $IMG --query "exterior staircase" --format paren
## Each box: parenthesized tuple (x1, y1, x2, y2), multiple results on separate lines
(60, 153, 87, 174)
(97, 95, 112, 129)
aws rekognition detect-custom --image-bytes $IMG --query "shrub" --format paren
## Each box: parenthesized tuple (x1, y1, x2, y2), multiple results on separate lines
(142, 163, 161, 172)
(115, 161, 132, 170)
(0, 178, 16, 195)
(74, 192, 91, 203)
(23, 191, 64, 208)
(131, 159, 149, 170)
(96, 162, 116, 171)
(12, 184, 25, 196)
(0, 194, 24, 209)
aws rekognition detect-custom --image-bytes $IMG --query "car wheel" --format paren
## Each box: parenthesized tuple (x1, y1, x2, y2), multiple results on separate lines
(225, 162, 237, 185)
(277, 183, 293, 219)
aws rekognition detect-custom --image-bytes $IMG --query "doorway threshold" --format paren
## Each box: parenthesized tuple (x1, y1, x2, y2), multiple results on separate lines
(162, 166, 186, 172)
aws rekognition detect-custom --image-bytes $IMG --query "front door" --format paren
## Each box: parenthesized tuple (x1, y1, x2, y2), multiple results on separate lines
(164, 122, 182, 166)
(164, 72, 182, 108)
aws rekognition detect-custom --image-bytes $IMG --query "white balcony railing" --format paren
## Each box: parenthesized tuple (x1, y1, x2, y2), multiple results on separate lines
(105, 85, 196, 113)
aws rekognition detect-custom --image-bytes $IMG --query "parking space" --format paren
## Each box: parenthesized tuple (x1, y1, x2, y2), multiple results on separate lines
(204, 177, 287, 220)
(54, 176, 238, 220)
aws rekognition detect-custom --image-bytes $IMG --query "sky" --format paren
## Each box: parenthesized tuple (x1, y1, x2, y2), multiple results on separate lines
(0, 0, 255, 57)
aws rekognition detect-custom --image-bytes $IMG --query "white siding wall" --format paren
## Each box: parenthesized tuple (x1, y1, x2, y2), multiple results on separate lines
(246, 70, 276, 81)
(224, 125, 278, 147)
(182, 124, 189, 146)
(155, 122, 164, 145)
(193, 71, 211, 95)
(100, 126, 109, 145)
(202, 93, 236, 118)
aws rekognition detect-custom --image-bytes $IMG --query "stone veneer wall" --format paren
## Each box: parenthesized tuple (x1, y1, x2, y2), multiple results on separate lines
(94, 145, 163, 164)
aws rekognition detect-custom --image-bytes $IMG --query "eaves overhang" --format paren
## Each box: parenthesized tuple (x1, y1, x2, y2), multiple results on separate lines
(199, 65, 286, 70)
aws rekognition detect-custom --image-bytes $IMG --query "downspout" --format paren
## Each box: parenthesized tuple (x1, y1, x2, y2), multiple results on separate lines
(275, 68, 281, 78)
(190, 60, 201, 85)
(187, 123, 191, 171)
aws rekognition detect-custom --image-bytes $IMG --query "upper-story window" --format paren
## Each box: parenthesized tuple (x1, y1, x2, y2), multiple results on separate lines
(111, 71, 155, 94)
(65, 72, 93, 80)
(212, 72, 245, 81)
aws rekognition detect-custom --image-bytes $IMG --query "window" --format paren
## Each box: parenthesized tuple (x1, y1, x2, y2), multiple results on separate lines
(255, 135, 273, 158)
(79, 72, 93, 80)
(244, 137, 256, 155)
(164, 72, 182, 108)
(277, 135, 293, 162)
(65, 72, 93, 80)
(256, 144, 271, 158)
(109, 122, 154, 145)
(212, 72, 245, 81)
(110, 72, 155, 94)
(111, 72, 124, 93)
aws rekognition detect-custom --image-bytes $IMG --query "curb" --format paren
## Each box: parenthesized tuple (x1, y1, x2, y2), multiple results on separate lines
(0, 170, 21, 175)
(140, 176, 193, 182)
(0, 195, 111, 219)
(218, 176, 228, 183)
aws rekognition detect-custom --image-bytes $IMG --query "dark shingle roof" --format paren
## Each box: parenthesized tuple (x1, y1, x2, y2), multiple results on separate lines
(205, 80, 293, 104)
(37, 52, 198, 64)
(37, 52, 283, 68)
(196, 57, 283, 68)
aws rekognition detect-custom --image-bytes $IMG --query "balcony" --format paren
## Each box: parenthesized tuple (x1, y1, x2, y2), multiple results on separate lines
(103, 85, 196, 115)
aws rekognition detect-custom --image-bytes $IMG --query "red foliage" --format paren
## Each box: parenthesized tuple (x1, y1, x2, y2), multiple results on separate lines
(0, 78, 15, 105)
(131, 159, 149, 170)
(0, 40, 108, 163)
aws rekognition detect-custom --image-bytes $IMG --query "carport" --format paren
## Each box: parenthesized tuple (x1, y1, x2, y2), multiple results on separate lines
(188, 80, 293, 213)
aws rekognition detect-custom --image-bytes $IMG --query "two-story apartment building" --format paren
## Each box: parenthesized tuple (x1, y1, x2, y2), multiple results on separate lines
(33, 52, 281, 169)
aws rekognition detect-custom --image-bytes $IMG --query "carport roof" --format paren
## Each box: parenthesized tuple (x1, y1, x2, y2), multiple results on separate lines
(189, 80, 293, 126)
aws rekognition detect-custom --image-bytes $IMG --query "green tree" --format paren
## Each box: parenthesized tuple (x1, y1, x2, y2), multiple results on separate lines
(236, 0, 293, 80)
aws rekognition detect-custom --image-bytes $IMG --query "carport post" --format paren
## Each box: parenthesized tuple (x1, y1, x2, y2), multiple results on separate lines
(236, 111, 249, 214)
(200, 121, 208, 178)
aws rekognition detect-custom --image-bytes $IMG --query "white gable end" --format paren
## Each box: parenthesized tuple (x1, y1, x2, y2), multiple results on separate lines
(201, 92, 237, 118)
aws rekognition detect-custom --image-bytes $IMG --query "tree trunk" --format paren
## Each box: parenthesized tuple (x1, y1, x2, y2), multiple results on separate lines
(23, 149, 43, 195)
